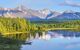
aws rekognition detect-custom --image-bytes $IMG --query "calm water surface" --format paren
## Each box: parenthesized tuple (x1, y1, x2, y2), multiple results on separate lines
(1, 30, 80, 50)
(21, 30, 80, 50)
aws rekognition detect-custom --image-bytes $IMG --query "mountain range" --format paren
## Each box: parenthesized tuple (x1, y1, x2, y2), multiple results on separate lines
(0, 5, 80, 21)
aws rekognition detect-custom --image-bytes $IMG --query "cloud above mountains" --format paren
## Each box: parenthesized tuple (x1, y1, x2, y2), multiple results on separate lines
(60, 0, 80, 7)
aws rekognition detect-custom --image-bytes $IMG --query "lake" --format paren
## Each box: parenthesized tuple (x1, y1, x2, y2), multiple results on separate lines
(0, 30, 80, 50)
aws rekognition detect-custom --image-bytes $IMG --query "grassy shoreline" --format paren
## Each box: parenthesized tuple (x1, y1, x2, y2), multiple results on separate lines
(3, 28, 78, 35)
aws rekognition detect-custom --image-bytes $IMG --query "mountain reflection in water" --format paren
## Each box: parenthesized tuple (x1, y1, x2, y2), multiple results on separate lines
(38, 30, 80, 40)
(0, 30, 80, 50)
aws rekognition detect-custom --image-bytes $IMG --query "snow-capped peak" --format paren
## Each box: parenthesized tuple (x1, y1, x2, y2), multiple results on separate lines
(63, 10, 75, 13)
(39, 9, 51, 15)
(15, 5, 28, 11)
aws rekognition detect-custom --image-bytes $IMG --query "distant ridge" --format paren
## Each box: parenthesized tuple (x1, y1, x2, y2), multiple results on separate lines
(0, 5, 80, 21)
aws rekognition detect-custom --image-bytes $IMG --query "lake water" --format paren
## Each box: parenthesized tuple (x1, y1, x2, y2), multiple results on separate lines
(0, 30, 80, 50)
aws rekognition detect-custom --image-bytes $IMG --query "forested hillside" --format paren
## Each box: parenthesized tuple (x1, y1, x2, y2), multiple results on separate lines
(0, 17, 31, 34)
(0, 16, 80, 34)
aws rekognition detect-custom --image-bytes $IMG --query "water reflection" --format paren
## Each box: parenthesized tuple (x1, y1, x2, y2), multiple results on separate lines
(0, 30, 80, 50)
(0, 34, 21, 50)
(0, 31, 44, 50)
(37, 30, 80, 40)
(47, 30, 80, 39)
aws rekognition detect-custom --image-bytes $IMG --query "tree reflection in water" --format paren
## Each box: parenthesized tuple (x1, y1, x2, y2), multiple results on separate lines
(0, 30, 80, 50)
(0, 31, 43, 50)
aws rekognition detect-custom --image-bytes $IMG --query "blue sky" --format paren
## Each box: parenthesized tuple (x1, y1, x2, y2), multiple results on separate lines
(0, 0, 80, 12)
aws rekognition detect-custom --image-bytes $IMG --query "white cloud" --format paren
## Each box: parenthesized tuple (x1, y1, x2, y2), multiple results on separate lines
(60, 0, 80, 7)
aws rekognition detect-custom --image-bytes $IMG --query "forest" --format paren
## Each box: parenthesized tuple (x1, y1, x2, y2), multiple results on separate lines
(0, 17, 80, 35)
(0, 17, 31, 34)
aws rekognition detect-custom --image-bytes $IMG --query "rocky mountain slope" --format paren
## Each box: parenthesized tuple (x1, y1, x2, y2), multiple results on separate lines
(0, 5, 80, 21)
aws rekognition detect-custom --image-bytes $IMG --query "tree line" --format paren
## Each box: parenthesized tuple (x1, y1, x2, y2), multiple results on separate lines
(0, 17, 80, 34)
